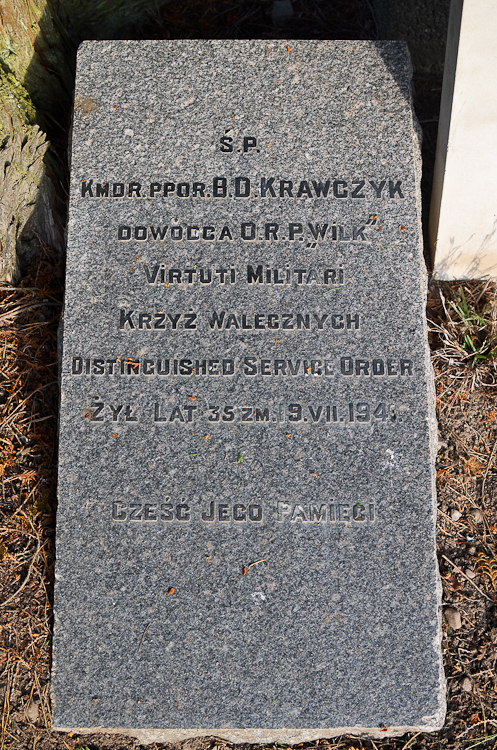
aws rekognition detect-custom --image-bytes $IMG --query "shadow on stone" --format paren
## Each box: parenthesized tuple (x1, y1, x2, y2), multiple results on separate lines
(0, 0, 173, 282)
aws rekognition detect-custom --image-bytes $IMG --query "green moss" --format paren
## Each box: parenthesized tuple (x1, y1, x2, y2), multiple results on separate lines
(0, 63, 37, 129)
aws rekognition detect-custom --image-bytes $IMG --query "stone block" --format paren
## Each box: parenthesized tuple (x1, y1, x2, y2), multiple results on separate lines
(52, 40, 445, 742)
(430, 0, 497, 280)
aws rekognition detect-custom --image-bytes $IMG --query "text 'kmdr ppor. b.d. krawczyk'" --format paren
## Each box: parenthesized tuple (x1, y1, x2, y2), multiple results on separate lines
(80, 177, 405, 200)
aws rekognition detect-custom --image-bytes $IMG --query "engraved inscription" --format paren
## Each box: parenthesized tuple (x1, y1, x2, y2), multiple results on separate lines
(75, 94, 415, 541)
(83, 401, 402, 426)
(111, 500, 376, 524)
(118, 222, 369, 243)
(276, 501, 376, 523)
(116, 310, 360, 332)
(139, 264, 345, 287)
(81, 177, 405, 201)
(71, 355, 413, 379)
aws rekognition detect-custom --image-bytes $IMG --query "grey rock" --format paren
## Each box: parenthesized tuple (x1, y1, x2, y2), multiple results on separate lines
(461, 677, 473, 693)
(451, 509, 462, 521)
(469, 508, 483, 524)
(25, 700, 40, 723)
(52, 40, 445, 743)
(444, 607, 462, 630)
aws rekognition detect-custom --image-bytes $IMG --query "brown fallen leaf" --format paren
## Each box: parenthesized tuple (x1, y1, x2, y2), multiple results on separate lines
(449, 574, 461, 590)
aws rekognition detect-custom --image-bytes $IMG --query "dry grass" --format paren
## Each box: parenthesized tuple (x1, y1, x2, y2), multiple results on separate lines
(0, 257, 62, 746)
(429, 280, 497, 398)
(427, 280, 497, 750)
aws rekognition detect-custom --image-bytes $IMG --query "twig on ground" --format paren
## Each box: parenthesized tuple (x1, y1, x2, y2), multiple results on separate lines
(441, 555, 493, 602)
(401, 732, 422, 750)
(137, 622, 152, 653)
(0, 538, 43, 608)
(455, 721, 497, 740)
(481, 438, 497, 499)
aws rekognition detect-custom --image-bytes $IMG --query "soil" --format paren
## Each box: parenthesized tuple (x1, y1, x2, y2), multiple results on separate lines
(2, 2, 497, 750)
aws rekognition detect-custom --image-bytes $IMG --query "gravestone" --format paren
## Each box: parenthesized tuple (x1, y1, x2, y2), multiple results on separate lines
(430, 0, 497, 279)
(52, 40, 445, 742)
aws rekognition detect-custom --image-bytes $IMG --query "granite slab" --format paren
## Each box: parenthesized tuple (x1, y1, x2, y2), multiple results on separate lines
(52, 40, 445, 743)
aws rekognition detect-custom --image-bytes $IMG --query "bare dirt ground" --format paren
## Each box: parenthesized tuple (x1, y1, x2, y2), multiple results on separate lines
(2, 2, 497, 750)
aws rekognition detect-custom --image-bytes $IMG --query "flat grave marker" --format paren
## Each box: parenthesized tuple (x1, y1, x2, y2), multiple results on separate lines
(52, 40, 445, 743)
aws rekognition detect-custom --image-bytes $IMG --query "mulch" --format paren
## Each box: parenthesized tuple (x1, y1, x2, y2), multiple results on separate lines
(2, 1, 497, 750)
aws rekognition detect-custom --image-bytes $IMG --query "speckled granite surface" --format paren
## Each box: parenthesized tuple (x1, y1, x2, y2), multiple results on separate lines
(52, 40, 445, 742)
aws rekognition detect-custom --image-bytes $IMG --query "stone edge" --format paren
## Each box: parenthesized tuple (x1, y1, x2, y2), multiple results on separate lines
(53, 723, 446, 745)
(408, 38, 447, 728)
